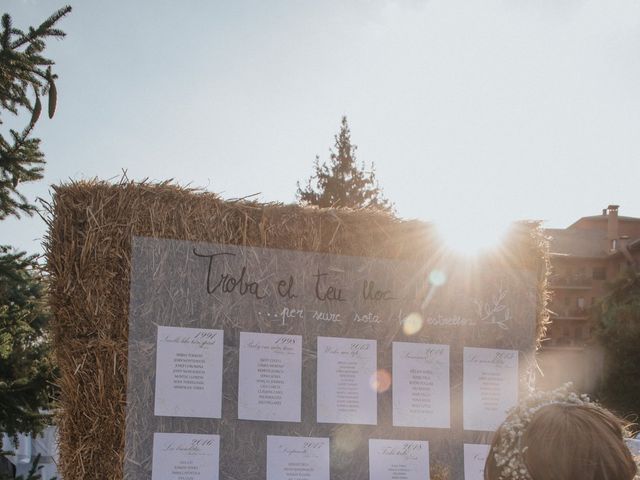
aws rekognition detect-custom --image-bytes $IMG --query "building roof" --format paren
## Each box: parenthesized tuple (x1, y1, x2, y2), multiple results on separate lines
(546, 206, 640, 259)
(546, 228, 608, 258)
(568, 214, 640, 229)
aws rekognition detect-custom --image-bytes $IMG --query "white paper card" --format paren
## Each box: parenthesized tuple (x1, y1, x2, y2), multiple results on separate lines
(266, 435, 330, 480)
(463, 347, 518, 431)
(154, 326, 224, 418)
(464, 444, 491, 480)
(369, 439, 430, 480)
(238, 332, 302, 422)
(317, 336, 377, 425)
(392, 342, 450, 428)
(151, 432, 220, 480)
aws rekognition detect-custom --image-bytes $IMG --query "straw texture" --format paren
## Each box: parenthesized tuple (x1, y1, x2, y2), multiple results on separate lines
(44, 179, 549, 480)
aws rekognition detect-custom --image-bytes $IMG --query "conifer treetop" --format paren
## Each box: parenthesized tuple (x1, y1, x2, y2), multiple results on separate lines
(297, 116, 393, 212)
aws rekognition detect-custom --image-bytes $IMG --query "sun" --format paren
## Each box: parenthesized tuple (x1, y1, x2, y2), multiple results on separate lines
(433, 212, 510, 256)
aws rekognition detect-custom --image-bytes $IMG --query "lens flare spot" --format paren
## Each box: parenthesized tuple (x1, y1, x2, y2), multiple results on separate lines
(402, 312, 424, 336)
(429, 270, 447, 287)
(370, 369, 391, 393)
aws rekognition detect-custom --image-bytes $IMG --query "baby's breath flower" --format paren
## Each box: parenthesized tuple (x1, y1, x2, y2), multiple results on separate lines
(493, 383, 594, 480)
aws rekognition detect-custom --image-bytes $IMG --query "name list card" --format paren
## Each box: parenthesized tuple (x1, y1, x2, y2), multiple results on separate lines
(238, 332, 302, 422)
(266, 435, 330, 480)
(392, 342, 450, 428)
(151, 432, 220, 480)
(154, 326, 224, 418)
(369, 439, 430, 480)
(464, 444, 491, 480)
(317, 336, 377, 425)
(463, 347, 518, 431)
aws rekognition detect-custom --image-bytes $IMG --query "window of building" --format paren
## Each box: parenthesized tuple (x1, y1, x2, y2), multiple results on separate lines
(593, 266, 606, 280)
(577, 297, 585, 309)
(575, 326, 583, 339)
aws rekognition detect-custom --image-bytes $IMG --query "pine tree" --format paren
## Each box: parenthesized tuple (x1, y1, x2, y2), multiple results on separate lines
(0, 6, 71, 219)
(594, 269, 640, 417)
(0, 6, 71, 437)
(0, 247, 54, 437)
(296, 116, 393, 212)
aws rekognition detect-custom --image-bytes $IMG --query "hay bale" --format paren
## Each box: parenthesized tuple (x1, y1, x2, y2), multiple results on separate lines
(44, 179, 548, 480)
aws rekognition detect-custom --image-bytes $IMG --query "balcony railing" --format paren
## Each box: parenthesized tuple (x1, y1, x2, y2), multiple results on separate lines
(549, 307, 589, 318)
(541, 337, 587, 350)
(548, 274, 592, 288)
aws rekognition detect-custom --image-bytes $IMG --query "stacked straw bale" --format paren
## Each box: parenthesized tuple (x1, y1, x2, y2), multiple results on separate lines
(44, 179, 548, 480)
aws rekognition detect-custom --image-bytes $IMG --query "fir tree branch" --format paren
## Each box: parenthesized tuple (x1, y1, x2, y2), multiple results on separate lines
(0, 6, 71, 218)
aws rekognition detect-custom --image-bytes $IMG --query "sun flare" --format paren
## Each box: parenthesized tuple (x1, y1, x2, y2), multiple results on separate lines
(434, 213, 510, 256)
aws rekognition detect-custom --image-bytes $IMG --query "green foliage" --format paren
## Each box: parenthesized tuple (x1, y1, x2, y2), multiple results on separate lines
(297, 116, 393, 212)
(0, 6, 70, 446)
(0, 247, 54, 437)
(594, 269, 640, 417)
(0, 6, 71, 219)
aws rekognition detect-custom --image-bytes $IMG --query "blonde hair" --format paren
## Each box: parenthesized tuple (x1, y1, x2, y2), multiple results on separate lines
(485, 403, 637, 480)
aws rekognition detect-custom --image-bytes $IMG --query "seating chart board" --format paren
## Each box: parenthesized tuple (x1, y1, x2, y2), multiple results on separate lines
(125, 236, 538, 480)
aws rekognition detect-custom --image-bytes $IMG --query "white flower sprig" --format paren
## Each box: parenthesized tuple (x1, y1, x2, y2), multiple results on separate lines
(492, 383, 592, 480)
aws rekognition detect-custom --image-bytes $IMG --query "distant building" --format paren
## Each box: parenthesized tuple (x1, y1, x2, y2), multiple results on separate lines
(538, 205, 640, 391)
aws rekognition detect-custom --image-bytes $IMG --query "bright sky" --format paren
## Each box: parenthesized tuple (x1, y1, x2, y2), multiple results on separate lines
(2, 0, 640, 255)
